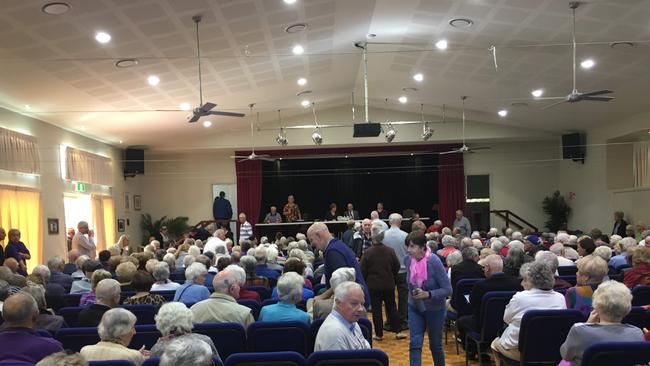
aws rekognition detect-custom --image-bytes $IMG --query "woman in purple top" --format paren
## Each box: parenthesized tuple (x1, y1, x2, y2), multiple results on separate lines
(4, 229, 30, 276)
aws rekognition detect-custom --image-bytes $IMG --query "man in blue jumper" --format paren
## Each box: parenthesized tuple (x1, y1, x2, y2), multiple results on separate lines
(212, 191, 233, 232)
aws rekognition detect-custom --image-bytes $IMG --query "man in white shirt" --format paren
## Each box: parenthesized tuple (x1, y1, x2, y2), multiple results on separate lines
(549, 243, 575, 267)
(238, 213, 253, 243)
(203, 229, 228, 255)
(72, 221, 96, 259)
(314, 281, 370, 351)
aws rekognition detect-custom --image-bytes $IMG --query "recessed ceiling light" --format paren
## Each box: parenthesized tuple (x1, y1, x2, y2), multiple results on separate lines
(24, 104, 30, 109)
(284, 23, 308, 34)
(179, 102, 191, 111)
(297, 78, 307, 86)
(413, 73, 424, 82)
(147, 75, 160, 86)
(118, 140, 123, 144)
(398, 96, 408, 103)
(284, 0, 297, 4)
(531, 89, 544, 98)
(301, 100, 311, 107)
(498, 109, 508, 117)
(203, 121, 212, 128)
(292, 44, 304, 55)
(42, 2, 71, 15)
(610, 41, 635, 49)
(435, 40, 448, 50)
(115, 58, 139, 68)
(95, 31, 111, 44)
(580, 59, 595, 69)
(449, 18, 474, 28)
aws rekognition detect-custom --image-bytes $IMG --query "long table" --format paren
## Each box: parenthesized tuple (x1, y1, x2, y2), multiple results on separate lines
(255, 217, 429, 239)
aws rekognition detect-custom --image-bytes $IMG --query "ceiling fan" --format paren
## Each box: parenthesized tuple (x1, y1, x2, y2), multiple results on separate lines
(440, 96, 490, 155)
(188, 15, 245, 123)
(230, 104, 274, 163)
(539, 2, 614, 109)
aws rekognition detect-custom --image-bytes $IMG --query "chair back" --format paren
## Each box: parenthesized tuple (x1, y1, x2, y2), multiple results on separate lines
(63, 293, 83, 307)
(453, 278, 482, 315)
(262, 298, 279, 307)
(631, 285, 650, 306)
(478, 291, 516, 341)
(307, 349, 388, 366)
(247, 321, 311, 356)
(357, 317, 373, 347)
(119, 304, 157, 325)
(129, 324, 161, 350)
(57, 306, 84, 327)
(143, 357, 223, 366)
(247, 286, 271, 301)
(519, 309, 585, 365)
(194, 322, 247, 360)
(88, 361, 135, 366)
(581, 341, 650, 366)
(224, 351, 306, 366)
(557, 266, 578, 276)
(622, 306, 649, 329)
(237, 299, 261, 320)
(55, 327, 101, 352)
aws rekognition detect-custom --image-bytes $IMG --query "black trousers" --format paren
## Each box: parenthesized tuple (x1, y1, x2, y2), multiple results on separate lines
(370, 289, 400, 338)
(394, 272, 408, 327)
(456, 314, 479, 353)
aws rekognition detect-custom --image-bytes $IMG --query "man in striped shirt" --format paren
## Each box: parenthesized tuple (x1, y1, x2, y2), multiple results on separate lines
(238, 213, 253, 243)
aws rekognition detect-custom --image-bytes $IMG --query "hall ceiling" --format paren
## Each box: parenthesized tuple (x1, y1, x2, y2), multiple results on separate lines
(0, 0, 649, 148)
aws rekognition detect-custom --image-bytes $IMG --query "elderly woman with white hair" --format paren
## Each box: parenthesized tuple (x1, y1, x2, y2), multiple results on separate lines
(80, 308, 148, 365)
(111, 235, 130, 256)
(559, 281, 644, 366)
(150, 302, 220, 361)
(173, 262, 210, 305)
(151, 262, 181, 291)
(436, 235, 458, 258)
(610, 237, 638, 269)
(259, 272, 310, 324)
(160, 336, 214, 366)
(445, 250, 463, 278)
(310, 267, 356, 319)
(565, 255, 609, 317)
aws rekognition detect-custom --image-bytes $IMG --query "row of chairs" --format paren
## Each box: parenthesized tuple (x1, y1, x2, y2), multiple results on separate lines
(55, 318, 373, 358)
(557, 264, 630, 277)
(87, 349, 389, 366)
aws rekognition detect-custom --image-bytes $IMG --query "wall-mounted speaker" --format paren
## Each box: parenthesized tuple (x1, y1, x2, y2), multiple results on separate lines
(562, 133, 586, 163)
(124, 148, 144, 177)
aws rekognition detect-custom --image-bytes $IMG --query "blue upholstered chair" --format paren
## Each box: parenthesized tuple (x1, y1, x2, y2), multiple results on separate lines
(307, 349, 388, 366)
(119, 304, 156, 325)
(128, 325, 161, 350)
(193, 322, 247, 360)
(224, 351, 306, 366)
(247, 321, 311, 356)
(142, 356, 223, 366)
(580, 341, 650, 366)
(247, 286, 271, 301)
(55, 327, 101, 352)
(557, 266, 578, 276)
(622, 306, 649, 329)
(631, 285, 650, 306)
(88, 361, 135, 366)
(465, 291, 516, 366)
(237, 298, 261, 320)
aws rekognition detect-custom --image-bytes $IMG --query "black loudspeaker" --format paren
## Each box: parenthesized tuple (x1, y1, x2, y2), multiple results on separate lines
(124, 148, 145, 177)
(353, 123, 382, 137)
(562, 133, 586, 163)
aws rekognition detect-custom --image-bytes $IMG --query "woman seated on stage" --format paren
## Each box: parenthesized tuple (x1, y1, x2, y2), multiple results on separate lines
(324, 203, 338, 221)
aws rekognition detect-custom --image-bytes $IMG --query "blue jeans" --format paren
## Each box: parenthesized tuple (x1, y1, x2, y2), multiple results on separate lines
(408, 304, 446, 366)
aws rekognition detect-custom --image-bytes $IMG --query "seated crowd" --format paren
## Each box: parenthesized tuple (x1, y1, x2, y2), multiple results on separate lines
(0, 210, 650, 366)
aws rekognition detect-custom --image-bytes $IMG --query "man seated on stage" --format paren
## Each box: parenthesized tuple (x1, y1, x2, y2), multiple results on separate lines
(376, 202, 389, 220)
(264, 206, 282, 223)
(283, 195, 302, 222)
(344, 203, 360, 220)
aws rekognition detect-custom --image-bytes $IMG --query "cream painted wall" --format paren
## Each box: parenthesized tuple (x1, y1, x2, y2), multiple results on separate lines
(0, 107, 141, 264)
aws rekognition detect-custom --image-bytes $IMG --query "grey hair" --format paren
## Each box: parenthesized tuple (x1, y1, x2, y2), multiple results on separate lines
(183, 254, 196, 268)
(152, 262, 171, 282)
(0, 279, 10, 301)
(441, 227, 452, 236)
(446, 250, 463, 267)
(297, 240, 309, 251)
(508, 240, 525, 251)
(98, 308, 137, 342)
(32, 265, 51, 284)
(389, 213, 403, 226)
(185, 262, 207, 283)
(334, 281, 362, 302)
(512, 231, 523, 241)
(535, 251, 559, 272)
(592, 280, 633, 321)
(254, 247, 268, 264)
(213, 272, 238, 294)
(46, 257, 65, 272)
(471, 231, 481, 239)
(620, 237, 638, 252)
(75, 255, 89, 271)
(95, 279, 121, 303)
(371, 222, 385, 243)
(521, 261, 555, 290)
(330, 267, 356, 291)
(155, 302, 194, 336)
(163, 253, 176, 271)
(576, 255, 608, 284)
(461, 246, 479, 261)
(21, 286, 47, 309)
(239, 255, 257, 274)
(296, 233, 306, 241)
(549, 243, 565, 256)
(3, 292, 38, 323)
(490, 239, 505, 253)
(441, 235, 456, 247)
(223, 264, 246, 285)
(77, 221, 89, 229)
(267, 247, 279, 263)
(277, 272, 304, 304)
(160, 337, 213, 366)
(289, 248, 306, 262)
(35, 351, 88, 366)
(188, 245, 201, 257)
(594, 246, 613, 262)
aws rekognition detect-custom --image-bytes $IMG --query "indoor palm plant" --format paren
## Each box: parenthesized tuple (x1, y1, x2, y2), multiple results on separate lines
(542, 191, 571, 232)
(140, 214, 190, 244)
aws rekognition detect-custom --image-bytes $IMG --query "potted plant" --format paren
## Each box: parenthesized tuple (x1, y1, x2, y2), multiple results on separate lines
(140, 214, 190, 244)
(542, 191, 571, 232)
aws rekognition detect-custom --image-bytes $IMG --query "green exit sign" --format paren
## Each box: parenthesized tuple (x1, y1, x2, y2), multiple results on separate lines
(75, 182, 86, 192)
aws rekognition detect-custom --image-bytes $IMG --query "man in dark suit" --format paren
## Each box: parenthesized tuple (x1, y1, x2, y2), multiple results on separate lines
(449, 246, 484, 313)
(344, 202, 360, 220)
(456, 254, 522, 358)
(612, 211, 628, 237)
(213, 191, 233, 232)
(78, 279, 120, 327)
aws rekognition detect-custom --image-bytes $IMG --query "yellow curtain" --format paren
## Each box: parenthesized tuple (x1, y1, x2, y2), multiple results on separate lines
(0, 187, 41, 273)
(91, 195, 116, 253)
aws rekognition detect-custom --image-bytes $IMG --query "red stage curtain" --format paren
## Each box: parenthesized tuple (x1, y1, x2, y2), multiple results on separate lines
(438, 153, 465, 228)
(235, 160, 261, 235)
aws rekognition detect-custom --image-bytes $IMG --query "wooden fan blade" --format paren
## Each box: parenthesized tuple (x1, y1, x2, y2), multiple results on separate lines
(208, 111, 246, 118)
(582, 96, 614, 102)
(541, 100, 567, 110)
(188, 114, 200, 123)
(581, 89, 613, 97)
(201, 102, 216, 112)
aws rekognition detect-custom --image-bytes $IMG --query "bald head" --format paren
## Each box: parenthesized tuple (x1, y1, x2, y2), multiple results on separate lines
(307, 222, 332, 251)
(4, 258, 19, 273)
(483, 254, 503, 277)
(3, 292, 38, 327)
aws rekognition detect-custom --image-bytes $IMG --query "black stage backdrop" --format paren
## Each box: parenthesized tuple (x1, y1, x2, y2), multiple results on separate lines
(259, 154, 438, 222)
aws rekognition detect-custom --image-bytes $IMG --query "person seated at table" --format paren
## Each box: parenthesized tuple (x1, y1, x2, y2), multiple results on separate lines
(283, 195, 302, 222)
(264, 206, 282, 224)
(80, 308, 148, 365)
(259, 272, 311, 324)
(324, 203, 338, 221)
(559, 280, 644, 366)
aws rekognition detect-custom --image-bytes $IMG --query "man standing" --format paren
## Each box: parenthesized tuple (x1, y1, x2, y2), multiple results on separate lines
(345, 203, 360, 220)
(238, 213, 253, 243)
(264, 206, 282, 223)
(153, 226, 170, 248)
(283, 195, 302, 222)
(213, 191, 233, 232)
(72, 221, 96, 259)
(453, 210, 471, 237)
(314, 282, 370, 351)
(612, 211, 628, 237)
(376, 202, 388, 220)
(382, 213, 409, 331)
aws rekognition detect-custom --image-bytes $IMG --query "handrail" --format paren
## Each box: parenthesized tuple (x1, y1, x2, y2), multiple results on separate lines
(490, 210, 539, 232)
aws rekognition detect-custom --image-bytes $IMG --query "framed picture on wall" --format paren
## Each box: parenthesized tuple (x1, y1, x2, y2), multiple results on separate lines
(133, 195, 142, 211)
(124, 192, 131, 210)
(47, 218, 59, 235)
(117, 219, 125, 232)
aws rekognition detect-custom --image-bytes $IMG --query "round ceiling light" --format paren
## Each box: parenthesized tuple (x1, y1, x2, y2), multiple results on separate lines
(42, 2, 71, 15)
(284, 23, 308, 34)
(610, 41, 635, 49)
(449, 18, 474, 28)
(292, 44, 304, 55)
(115, 58, 139, 68)
(95, 31, 111, 44)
